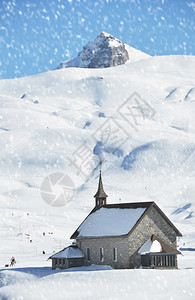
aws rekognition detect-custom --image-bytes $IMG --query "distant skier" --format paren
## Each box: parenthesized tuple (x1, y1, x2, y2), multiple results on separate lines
(10, 256, 16, 267)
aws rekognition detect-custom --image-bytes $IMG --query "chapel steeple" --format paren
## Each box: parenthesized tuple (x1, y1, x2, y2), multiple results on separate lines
(94, 169, 108, 207)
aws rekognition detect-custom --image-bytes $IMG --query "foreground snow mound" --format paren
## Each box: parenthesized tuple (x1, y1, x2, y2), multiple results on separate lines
(0, 266, 194, 300)
(56, 32, 149, 69)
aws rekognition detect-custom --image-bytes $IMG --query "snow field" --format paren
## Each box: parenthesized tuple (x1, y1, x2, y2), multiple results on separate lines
(0, 54, 195, 299)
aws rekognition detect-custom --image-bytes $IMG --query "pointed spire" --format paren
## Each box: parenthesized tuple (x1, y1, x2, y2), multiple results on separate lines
(94, 168, 108, 207)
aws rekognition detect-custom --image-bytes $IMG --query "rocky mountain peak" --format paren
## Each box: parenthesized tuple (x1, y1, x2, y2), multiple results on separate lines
(78, 31, 129, 68)
(56, 32, 149, 70)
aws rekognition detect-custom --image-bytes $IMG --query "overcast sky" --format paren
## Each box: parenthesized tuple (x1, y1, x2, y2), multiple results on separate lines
(0, 0, 194, 79)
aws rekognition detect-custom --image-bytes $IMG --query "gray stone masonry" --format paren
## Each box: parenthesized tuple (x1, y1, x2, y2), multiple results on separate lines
(52, 258, 85, 270)
(129, 206, 178, 267)
(76, 235, 130, 269)
(76, 205, 179, 269)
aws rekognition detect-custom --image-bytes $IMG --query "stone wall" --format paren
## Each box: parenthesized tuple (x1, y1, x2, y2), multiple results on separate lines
(51, 258, 84, 269)
(52, 258, 69, 269)
(77, 235, 130, 269)
(128, 206, 178, 267)
(76, 205, 179, 269)
(68, 258, 85, 268)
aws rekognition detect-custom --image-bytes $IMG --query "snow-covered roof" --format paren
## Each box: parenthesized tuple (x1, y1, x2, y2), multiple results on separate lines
(138, 235, 181, 255)
(49, 245, 85, 259)
(71, 203, 149, 238)
(138, 237, 162, 255)
(71, 202, 182, 240)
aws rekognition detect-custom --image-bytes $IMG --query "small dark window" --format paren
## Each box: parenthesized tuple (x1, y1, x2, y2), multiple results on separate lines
(59, 259, 62, 265)
(113, 247, 117, 262)
(63, 259, 66, 265)
(100, 247, 104, 262)
(87, 248, 90, 261)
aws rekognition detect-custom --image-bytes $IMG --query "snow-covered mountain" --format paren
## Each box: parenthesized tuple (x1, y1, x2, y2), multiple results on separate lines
(0, 45, 195, 298)
(56, 32, 150, 69)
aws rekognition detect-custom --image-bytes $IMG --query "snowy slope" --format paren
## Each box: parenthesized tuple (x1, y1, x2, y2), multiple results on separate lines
(125, 43, 150, 63)
(0, 54, 195, 299)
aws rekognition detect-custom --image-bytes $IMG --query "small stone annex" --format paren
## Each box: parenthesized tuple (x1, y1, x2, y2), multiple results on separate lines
(49, 171, 182, 269)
